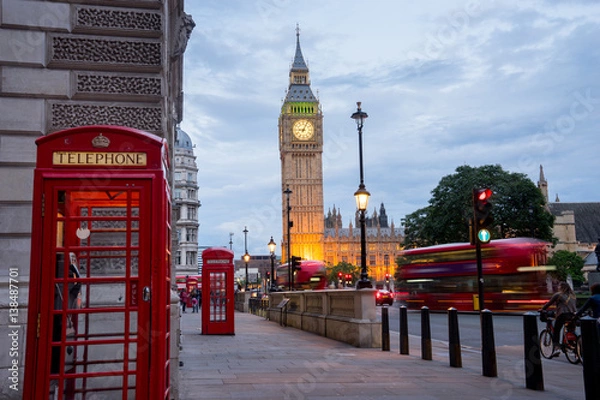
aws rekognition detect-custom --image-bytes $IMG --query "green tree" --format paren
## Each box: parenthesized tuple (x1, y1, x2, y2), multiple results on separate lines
(325, 262, 359, 284)
(548, 250, 585, 284)
(402, 165, 555, 247)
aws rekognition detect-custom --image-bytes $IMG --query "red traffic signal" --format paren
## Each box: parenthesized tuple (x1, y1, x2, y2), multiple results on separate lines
(477, 188, 493, 202)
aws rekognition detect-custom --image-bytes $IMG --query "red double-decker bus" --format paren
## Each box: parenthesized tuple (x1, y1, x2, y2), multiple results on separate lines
(276, 260, 328, 291)
(395, 238, 552, 311)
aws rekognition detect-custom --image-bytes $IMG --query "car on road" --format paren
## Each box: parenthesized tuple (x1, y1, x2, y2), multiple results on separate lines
(376, 289, 393, 306)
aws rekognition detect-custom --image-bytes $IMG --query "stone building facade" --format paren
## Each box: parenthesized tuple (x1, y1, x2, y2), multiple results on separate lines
(324, 204, 403, 283)
(173, 127, 200, 276)
(0, 1, 192, 397)
(538, 165, 600, 270)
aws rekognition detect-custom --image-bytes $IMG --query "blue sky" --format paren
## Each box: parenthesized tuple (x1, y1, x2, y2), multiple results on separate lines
(181, 0, 600, 258)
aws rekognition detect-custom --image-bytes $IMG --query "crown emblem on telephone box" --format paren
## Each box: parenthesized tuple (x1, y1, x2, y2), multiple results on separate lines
(92, 133, 110, 148)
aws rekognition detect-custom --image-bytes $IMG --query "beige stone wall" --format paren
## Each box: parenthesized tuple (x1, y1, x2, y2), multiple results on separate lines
(268, 290, 381, 348)
(550, 210, 578, 253)
(0, 0, 188, 397)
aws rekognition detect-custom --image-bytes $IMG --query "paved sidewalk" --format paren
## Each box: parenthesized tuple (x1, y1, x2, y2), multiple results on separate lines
(178, 311, 585, 400)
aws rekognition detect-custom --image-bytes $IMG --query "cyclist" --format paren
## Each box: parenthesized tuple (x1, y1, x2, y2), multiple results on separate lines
(541, 281, 577, 356)
(576, 282, 600, 321)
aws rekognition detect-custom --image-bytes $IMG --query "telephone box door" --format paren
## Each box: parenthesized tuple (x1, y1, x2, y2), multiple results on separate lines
(201, 248, 235, 335)
(36, 180, 153, 399)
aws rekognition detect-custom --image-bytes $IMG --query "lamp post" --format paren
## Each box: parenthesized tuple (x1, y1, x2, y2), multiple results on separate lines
(243, 226, 250, 291)
(268, 236, 276, 292)
(351, 102, 372, 289)
(284, 185, 293, 291)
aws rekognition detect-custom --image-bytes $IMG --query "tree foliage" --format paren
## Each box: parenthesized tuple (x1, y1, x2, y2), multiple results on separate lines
(402, 165, 555, 247)
(325, 262, 359, 283)
(548, 250, 585, 284)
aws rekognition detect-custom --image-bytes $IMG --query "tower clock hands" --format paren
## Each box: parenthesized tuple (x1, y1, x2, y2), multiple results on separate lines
(293, 119, 314, 139)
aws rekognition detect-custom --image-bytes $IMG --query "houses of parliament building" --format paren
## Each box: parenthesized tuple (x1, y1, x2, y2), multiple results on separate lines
(324, 203, 403, 282)
(278, 27, 403, 283)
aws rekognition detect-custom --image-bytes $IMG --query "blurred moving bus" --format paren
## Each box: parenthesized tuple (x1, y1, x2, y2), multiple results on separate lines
(276, 260, 328, 291)
(395, 238, 551, 311)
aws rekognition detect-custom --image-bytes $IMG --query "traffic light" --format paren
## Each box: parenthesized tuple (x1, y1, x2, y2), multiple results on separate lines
(345, 274, 352, 286)
(384, 273, 390, 283)
(291, 256, 302, 272)
(472, 188, 493, 244)
(337, 271, 343, 280)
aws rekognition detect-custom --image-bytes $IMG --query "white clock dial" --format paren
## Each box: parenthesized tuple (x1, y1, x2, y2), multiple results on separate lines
(293, 119, 314, 140)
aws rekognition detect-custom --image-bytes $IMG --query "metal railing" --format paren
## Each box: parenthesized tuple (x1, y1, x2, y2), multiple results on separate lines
(248, 297, 269, 317)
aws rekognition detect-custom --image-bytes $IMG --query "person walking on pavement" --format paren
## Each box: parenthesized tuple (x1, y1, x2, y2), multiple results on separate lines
(191, 289, 199, 313)
(576, 282, 600, 322)
(179, 289, 189, 313)
(541, 281, 577, 356)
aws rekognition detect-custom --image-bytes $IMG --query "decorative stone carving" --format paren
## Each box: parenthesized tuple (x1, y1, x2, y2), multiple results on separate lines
(50, 35, 161, 69)
(50, 103, 162, 133)
(172, 12, 195, 57)
(76, 73, 162, 97)
(75, 6, 162, 34)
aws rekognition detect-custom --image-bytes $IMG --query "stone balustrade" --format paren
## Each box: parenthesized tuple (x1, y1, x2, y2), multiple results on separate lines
(268, 289, 381, 348)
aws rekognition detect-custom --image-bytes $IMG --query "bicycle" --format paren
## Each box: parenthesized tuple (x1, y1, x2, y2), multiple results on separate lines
(539, 310, 581, 364)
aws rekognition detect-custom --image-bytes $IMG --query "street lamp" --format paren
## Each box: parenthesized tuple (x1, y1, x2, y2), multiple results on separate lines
(268, 236, 276, 292)
(243, 226, 250, 291)
(351, 101, 372, 289)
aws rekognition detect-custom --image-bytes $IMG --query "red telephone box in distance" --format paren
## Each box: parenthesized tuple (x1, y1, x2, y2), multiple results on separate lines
(201, 248, 235, 335)
(24, 125, 172, 399)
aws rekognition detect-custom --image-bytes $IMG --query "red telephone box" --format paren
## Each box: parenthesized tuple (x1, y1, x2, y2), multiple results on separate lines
(201, 248, 235, 335)
(24, 125, 172, 399)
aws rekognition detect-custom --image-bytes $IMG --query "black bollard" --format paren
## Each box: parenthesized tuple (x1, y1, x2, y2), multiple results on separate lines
(481, 309, 497, 377)
(399, 305, 409, 355)
(580, 316, 600, 400)
(523, 312, 543, 390)
(421, 306, 432, 360)
(382, 306, 390, 351)
(448, 307, 462, 368)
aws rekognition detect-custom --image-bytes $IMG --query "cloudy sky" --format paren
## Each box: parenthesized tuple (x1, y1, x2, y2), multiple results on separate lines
(180, 0, 600, 257)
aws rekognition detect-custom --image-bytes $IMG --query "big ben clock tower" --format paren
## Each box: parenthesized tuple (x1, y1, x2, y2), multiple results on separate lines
(279, 26, 324, 263)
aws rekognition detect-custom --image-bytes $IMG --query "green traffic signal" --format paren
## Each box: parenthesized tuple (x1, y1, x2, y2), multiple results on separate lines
(472, 188, 494, 243)
(478, 229, 491, 243)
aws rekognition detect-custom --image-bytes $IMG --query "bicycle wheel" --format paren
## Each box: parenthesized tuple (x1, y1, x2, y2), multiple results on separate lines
(539, 329, 554, 359)
(564, 336, 580, 364)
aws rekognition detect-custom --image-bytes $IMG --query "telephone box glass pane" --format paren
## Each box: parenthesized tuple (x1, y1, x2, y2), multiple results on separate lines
(49, 187, 145, 399)
(209, 272, 227, 322)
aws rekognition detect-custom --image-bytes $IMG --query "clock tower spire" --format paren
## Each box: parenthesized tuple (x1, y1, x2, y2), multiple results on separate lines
(279, 26, 324, 263)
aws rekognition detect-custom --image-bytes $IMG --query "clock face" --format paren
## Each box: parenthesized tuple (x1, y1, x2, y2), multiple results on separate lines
(293, 119, 314, 140)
